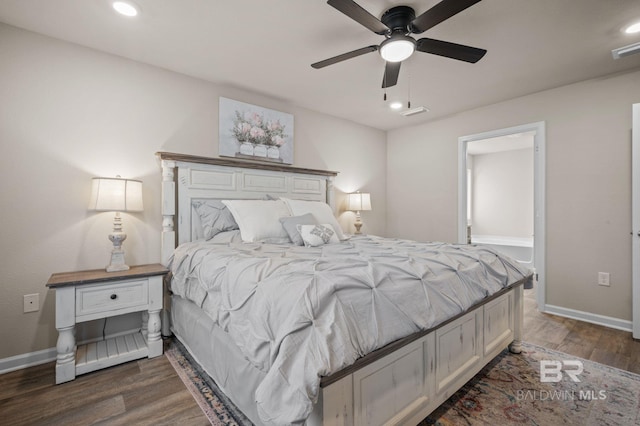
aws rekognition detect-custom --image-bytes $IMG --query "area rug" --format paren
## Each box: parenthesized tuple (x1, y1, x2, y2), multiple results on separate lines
(166, 340, 640, 425)
(421, 344, 640, 426)
(165, 339, 252, 425)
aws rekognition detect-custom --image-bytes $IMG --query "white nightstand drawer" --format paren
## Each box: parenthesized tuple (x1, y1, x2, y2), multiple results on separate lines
(76, 279, 149, 319)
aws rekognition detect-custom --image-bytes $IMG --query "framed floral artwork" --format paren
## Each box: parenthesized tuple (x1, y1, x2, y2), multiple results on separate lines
(219, 97, 294, 164)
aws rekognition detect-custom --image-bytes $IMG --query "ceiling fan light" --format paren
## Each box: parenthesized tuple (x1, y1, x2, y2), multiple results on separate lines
(380, 37, 416, 62)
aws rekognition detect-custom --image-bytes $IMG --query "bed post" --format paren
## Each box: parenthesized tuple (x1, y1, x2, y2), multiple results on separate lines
(160, 158, 176, 337)
(508, 284, 524, 354)
(161, 159, 176, 265)
(327, 176, 335, 212)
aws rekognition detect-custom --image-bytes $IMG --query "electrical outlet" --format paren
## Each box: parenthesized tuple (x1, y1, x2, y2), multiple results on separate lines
(24, 293, 39, 313)
(598, 272, 610, 287)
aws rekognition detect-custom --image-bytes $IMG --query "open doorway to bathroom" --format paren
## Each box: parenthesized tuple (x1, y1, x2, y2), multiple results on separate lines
(467, 133, 534, 267)
(458, 122, 546, 312)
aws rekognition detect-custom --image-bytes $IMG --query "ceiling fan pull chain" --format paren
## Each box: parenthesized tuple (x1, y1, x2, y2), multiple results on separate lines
(383, 70, 387, 101)
(407, 69, 411, 109)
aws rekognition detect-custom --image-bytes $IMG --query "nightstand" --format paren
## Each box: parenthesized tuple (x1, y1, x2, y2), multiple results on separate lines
(46, 264, 168, 384)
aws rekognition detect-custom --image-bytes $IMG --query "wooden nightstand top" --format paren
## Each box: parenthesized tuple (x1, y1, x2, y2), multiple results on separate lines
(46, 263, 169, 288)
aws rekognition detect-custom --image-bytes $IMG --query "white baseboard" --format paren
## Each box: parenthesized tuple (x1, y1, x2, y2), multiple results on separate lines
(0, 347, 57, 375)
(544, 304, 632, 332)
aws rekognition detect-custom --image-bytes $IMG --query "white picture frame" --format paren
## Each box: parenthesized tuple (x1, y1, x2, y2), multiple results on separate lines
(219, 97, 294, 164)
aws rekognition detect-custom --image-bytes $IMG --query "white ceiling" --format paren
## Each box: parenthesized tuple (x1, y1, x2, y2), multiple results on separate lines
(1, 0, 640, 131)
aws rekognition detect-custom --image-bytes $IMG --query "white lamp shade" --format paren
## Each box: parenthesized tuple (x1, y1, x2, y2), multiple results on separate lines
(348, 192, 372, 211)
(88, 177, 143, 212)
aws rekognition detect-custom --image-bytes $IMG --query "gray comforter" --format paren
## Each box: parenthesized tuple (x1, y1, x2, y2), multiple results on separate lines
(169, 235, 532, 425)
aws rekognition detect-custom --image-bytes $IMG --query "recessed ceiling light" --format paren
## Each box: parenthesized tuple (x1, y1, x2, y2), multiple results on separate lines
(389, 102, 403, 110)
(625, 22, 640, 34)
(112, 1, 139, 17)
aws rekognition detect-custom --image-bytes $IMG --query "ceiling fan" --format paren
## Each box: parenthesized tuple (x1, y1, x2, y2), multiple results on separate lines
(311, 0, 487, 88)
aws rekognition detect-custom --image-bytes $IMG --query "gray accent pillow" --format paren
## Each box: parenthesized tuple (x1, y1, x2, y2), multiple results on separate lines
(193, 200, 239, 240)
(280, 213, 317, 246)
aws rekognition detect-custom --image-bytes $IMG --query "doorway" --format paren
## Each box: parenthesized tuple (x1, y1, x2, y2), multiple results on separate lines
(458, 122, 546, 311)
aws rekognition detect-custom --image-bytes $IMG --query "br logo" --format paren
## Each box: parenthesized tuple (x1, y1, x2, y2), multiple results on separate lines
(540, 360, 583, 382)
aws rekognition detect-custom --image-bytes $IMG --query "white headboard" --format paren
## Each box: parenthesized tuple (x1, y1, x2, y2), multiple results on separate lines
(157, 152, 338, 265)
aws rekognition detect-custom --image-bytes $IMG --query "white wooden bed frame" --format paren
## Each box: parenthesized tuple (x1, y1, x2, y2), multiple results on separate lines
(157, 152, 524, 426)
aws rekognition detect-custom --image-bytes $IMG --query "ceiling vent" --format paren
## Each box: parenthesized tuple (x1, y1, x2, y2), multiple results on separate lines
(401, 106, 429, 117)
(612, 41, 640, 59)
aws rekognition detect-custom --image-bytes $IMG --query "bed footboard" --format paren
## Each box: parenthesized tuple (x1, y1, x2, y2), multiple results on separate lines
(309, 283, 522, 426)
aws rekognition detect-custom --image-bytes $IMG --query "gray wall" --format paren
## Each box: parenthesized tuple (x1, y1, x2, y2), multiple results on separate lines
(0, 24, 387, 359)
(387, 69, 640, 321)
(471, 148, 534, 238)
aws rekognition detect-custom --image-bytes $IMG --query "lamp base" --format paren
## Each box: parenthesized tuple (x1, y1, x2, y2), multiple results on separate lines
(107, 248, 130, 272)
(106, 220, 129, 272)
(354, 222, 363, 234)
(354, 213, 364, 235)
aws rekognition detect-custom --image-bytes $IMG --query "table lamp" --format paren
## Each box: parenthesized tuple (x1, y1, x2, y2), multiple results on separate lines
(348, 191, 372, 234)
(88, 176, 143, 272)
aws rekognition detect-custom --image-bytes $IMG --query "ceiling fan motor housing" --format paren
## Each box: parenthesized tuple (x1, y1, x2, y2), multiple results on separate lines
(381, 6, 416, 34)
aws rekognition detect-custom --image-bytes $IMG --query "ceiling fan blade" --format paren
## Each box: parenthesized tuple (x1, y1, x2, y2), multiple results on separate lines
(382, 61, 401, 88)
(410, 0, 482, 34)
(311, 45, 379, 69)
(416, 38, 487, 63)
(327, 0, 389, 35)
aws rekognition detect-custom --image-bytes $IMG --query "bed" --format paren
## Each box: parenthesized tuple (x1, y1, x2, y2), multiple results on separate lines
(157, 152, 532, 426)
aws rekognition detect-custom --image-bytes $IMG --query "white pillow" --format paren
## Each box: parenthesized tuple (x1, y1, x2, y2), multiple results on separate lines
(221, 200, 291, 243)
(281, 198, 347, 240)
(297, 224, 340, 247)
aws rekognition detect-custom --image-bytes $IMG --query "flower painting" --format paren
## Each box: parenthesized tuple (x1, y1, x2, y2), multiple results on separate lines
(219, 97, 294, 164)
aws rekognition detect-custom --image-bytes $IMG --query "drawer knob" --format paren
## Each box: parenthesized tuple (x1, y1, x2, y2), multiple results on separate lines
(110, 294, 117, 300)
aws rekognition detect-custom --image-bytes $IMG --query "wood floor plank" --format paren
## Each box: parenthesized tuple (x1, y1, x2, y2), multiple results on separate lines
(121, 373, 188, 409)
(628, 358, 640, 375)
(0, 353, 208, 425)
(43, 395, 126, 425)
(596, 327, 631, 356)
(536, 320, 572, 345)
(555, 341, 596, 360)
(0, 361, 142, 424)
(0, 362, 56, 401)
(105, 389, 209, 426)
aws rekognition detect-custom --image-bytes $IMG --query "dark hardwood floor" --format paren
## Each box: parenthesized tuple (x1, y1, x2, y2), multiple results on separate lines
(0, 341, 208, 425)
(1, 288, 638, 425)
(523, 288, 640, 375)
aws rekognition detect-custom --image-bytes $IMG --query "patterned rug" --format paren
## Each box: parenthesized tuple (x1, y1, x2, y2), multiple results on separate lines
(165, 339, 640, 425)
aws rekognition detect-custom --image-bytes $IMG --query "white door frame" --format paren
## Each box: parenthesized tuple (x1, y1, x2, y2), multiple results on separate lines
(458, 121, 546, 311)
(632, 103, 640, 339)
